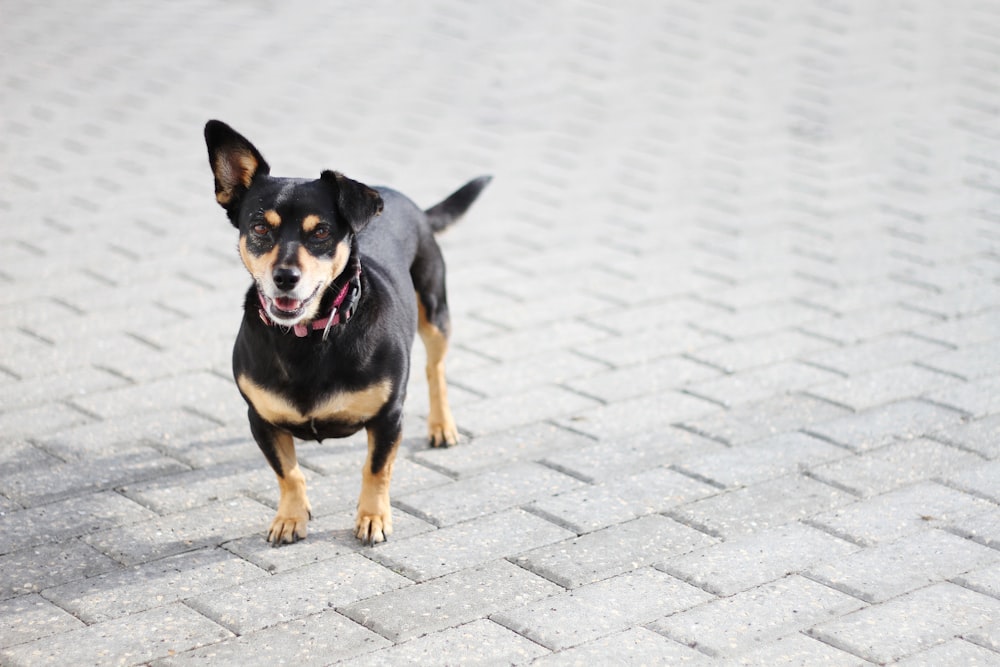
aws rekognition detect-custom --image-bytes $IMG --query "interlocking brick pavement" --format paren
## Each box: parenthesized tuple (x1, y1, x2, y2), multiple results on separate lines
(2, 0, 1000, 664)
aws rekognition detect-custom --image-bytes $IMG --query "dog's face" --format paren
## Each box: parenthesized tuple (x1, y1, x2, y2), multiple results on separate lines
(205, 120, 383, 327)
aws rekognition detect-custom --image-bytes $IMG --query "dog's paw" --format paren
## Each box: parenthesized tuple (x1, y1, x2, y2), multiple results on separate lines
(428, 418, 459, 448)
(266, 506, 311, 546)
(355, 507, 393, 546)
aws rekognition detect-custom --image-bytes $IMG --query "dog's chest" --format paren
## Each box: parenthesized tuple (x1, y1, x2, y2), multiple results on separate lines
(237, 374, 391, 427)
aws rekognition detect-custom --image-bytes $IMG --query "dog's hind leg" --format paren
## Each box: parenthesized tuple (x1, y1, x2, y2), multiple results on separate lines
(415, 289, 458, 448)
(249, 411, 312, 545)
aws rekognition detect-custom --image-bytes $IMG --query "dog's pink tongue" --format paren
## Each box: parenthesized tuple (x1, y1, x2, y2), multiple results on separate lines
(274, 297, 301, 312)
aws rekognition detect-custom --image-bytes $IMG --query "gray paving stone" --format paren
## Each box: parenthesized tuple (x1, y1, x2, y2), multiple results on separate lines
(340, 559, 561, 643)
(946, 509, 1000, 550)
(966, 621, 1000, 654)
(669, 474, 855, 539)
(70, 371, 245, 425)
(698, 301, 825, 340)
(43, 547, 267, 624)
(800, 304, 941, 345)
(412, 422, 594, 479)
(0, 403, 91, 440)
(952, 561, 1000, 600)
(465, 320, 611, 362)
(0, 603, 232, 667)
(541, 427, 725, 483)
(451, 386, 600, 437)
(527, 466, 718, 534)
(553, 390, 720, 441)
(913, 309, 1000, 347)
(660, 522, 858, 597)
(941, 459, 1000, 503)
(0, 447, 189, 507)
(686, 361, 838, 408)
(922, 339, 1000, 381)
(808, 583, 1000, 664)
(0, 441, 55, 480)
(903, 283, 1000, 318)
(513, 515, 717, 589)
(804, 529, 999, 603)
(368, 509, 573, 582)
(806, 400, 965, 452)
(38, 409, 220, 459)
(395, 462, 584, 527)
(572, 325, 726, 368)
(804, 334, 950, 375)
(530, 627, 712, 666)
(725, 632, 869, 666)
(676, 432, 848, 489)
(0, 594, 85, 649)
(82, 496, 273, 565)
(809, 482, 997, 547)
(805, 364, 961, 411)
(932, 413, 1000, 459)
(894, 639, 1000, 667)
(119, 461, 272, 514)
(449, 349, 607, 398)
(0, 492, 155, 556)
(806, 438, 982, 497)
(564, 355, 721, 404)
(186, 553, 409, 635)
(681, 394, 850, 446)
(340, 618, 549, 666)
(926, 376, 1000, 417)
(155, 612, 389, 666)
(0, 366, 128, 412)
(690, 330, 833, 374)
(650, 575, 864, 658)
(493, 568, 712, 651)
(0, 541, 120, 601)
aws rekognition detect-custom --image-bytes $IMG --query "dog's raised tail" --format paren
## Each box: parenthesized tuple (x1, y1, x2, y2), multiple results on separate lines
(425, 175, 492, 233)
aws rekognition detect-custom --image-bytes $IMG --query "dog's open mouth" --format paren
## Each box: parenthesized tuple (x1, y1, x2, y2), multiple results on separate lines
(260, 284, 321, 323)
(272, 296, 304, 316)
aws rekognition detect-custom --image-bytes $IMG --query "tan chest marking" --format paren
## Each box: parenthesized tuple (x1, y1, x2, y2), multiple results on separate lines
(237, 375, 392, 426)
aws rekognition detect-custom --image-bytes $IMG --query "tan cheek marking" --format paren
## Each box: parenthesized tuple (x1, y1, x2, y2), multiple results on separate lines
(309, 379, 393, 424)
(264, 210, 282, 228)
(302, 214, 321, 233)
(330, 241, 350, 278)
(239, 237, 280, 280)
(237, 375, 305, 425)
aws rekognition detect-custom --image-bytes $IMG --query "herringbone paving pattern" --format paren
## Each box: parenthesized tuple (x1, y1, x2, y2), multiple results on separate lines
(2, 0, 999, 664)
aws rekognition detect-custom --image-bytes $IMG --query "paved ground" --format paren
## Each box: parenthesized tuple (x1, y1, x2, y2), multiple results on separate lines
(2, 0, 1000, 664)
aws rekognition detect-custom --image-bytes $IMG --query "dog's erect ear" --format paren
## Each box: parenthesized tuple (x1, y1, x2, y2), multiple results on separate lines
(204, 120, 270, 224)
(320, 170, 384, 234)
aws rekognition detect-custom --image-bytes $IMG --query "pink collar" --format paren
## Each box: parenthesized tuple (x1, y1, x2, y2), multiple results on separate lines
(258, 271, 361, 339)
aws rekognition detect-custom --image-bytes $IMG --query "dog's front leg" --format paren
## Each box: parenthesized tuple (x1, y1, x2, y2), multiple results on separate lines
(249, 410, 312, 545)
(356, 414, 401, 546)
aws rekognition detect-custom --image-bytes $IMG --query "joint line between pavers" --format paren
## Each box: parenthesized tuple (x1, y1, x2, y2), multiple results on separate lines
(799, 468, 863, 499)
(667, 464, 728, 491)
(535, 458, 598, 484)
(800, 518, 871, 548)
(678, 388, 729, 410)
(671, 422, 733, 447)
(518, 504, 585, 537)
(660, 509, 726, 540)
(555, 382, 607, 406)
(911, 359, 970, 381)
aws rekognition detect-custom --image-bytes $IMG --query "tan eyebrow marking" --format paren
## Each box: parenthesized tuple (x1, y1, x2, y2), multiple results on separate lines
(264, 210, 282, 228)
(302, 214, 321, 233)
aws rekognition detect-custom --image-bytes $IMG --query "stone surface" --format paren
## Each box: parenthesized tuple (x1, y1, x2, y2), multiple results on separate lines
(3, 1, 1000, 662)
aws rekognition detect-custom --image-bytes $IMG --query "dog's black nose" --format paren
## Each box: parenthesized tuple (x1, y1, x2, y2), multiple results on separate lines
(273, 267, 301, 291)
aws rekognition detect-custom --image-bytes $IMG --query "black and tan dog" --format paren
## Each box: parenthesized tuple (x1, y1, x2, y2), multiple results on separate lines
(204, 120, 490, 546)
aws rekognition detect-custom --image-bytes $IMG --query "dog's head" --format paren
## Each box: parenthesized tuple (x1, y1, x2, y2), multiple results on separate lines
(204, 120, 383, 327)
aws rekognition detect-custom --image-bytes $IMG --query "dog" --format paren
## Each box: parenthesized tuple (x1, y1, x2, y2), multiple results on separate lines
(204, 120, 490, 546)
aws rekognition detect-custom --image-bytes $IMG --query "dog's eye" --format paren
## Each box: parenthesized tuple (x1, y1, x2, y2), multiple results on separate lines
(311, 225, 331, 241)
(251, 223, 269, 237)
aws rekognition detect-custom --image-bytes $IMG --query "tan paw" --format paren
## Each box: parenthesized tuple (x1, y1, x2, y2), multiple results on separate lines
(355, 507, 393, 546)
(266, 504, 311, 546)
(428, 417, 459, 448)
